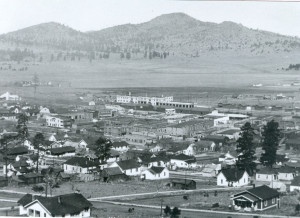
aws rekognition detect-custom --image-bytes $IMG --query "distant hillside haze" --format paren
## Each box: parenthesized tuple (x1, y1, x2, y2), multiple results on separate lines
(1, 12, 300, 56)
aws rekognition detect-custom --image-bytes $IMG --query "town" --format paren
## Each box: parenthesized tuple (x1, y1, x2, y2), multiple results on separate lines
(1, 89, 300, 217)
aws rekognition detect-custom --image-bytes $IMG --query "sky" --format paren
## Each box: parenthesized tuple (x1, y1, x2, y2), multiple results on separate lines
(0, 0, 300, 37)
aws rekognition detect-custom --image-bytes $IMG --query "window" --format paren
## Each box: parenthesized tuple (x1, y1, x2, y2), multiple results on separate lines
(44, 213, 47, 217)
(258, 175, 260, 178)
(266, 175, 268, 179)
(36, 211, 41, 217)
(221, 179, 223, 184)
(29, 209, 34, 216)
(264, 200, 268, 206)
(272, 198, 275, 204)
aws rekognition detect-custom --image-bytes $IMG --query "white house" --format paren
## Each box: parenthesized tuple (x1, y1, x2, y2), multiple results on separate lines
(0, 92, 21, 101)
(277, 166, 295, 181)
(111, 141, 129, 152)
(63, 157, 97, 174)
(200, 164, 221, 177)
(46, 116, 72, 128)
(109, 159, 142, 176)
(39, 107, 51, 115)
(217, 168, 249, 187)
(17, 193, 92, 217)
(256, 168, 278, 182)
(141, 166, 169, 180)
(219, 152, 238, 165)
(48, 134, 57, 142)
(170, 154, 197, 169)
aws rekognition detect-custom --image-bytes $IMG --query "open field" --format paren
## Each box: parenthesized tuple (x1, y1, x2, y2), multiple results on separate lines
(1, 51, 300, 90)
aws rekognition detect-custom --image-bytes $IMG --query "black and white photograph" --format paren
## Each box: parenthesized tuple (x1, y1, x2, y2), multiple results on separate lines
(0, 0, 300, 217)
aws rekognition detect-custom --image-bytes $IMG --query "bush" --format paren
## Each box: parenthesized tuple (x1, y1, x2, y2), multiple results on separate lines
(212, 203, 219, 208)
(32, 185, 44, 192)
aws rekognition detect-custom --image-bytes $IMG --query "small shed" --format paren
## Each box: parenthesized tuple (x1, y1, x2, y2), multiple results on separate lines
(19, 173, 44, 185)
(102, 167, 128, 182)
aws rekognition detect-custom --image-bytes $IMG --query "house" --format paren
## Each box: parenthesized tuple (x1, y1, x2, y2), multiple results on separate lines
(269, 181, 287, 193)
(111, 141, 129, 152)
(7, 146, 29, 156)
(194, 140, 216, 153)
(46, 115, 73, 128)
(48, 146, 76, 157)
(39, 107, 51, 115)
(19, 173, 44, 185)
(202, 135, 229, 146)
(170, 154, 197, 169)
(277, 166, 295, 181)
(231, 185, 280, 211)
(63, 157, 98, 174)
(169, 179, 196, 190)
(218, 152, 237, 165)
(149, 144, 163, 153)
(101, 167, 128, 182)
(141, 166, 169, 180)
(109, 159, 142, 176)
(18, 193, 92, 217)
(217, 129, 241, 140)
(0, 92, 21, 101)
(217, 168, 249, 187)
(256, 167, 278, 182)
(290, 176, 300, 192)
(200, 164, 221, 177)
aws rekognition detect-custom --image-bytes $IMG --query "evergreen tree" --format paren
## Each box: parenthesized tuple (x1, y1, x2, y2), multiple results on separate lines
(33, 132, 45, 172)
(93, 137, 112, 163)
(260, 120, 280, 167)
(0, 134, 15, 179)
(16, 113, 29, 144)
(171, 207, 181, 218)
(236, 122, 256, 173)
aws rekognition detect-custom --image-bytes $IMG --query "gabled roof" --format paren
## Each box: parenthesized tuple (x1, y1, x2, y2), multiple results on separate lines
(103, 167, 123, 176)
(246, 185, 279, 200)
(116, 159, 140, 170)
(149, 166, 165, 174)
(64, 157, 98, 168)
(220, 168, 246, 182)
(18, 193, 92, 216)
(22, 172, 43, 178)
(171, 154, 195, 161)
(257, 167, 278, 175)
(50, 146, 75, 155)
(277, 166, 295, 174)
(112, 141, 129, 148)
(7, 146, 28, 155)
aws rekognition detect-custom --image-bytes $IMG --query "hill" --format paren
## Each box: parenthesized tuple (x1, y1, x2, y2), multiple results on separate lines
(0, 13, 300, 57)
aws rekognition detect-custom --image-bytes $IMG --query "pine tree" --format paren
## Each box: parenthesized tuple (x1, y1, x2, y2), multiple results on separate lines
(260, 120, 280, 167)
(94, 137, 112, 163)
(33, 132, 45, 172)
(16, 113, 29, 144)
(236, 122, 256, 173)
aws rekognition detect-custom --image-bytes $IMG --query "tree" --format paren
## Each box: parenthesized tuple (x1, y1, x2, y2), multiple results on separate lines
(16, 113, 29, 144)
(0, 134, 16, 179)
(164, 205, 171, 216)
(33, 132, 45, 172)
(260, 120, 280, 167)
(236, 122, 256, 173)
(296, 204, 300, 214)
(126, 52, 131, 60)
(120, 52, 125, 59)
(93, 137, 112, 163)
(171, 207, 181, 218)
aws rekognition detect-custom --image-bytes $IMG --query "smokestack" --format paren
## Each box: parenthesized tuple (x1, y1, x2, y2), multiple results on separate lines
(58, 196, 61, 204)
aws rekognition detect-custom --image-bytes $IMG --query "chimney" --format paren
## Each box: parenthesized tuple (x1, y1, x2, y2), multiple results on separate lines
(32, 195, 35, 201)
(58, 196, 61, 204)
